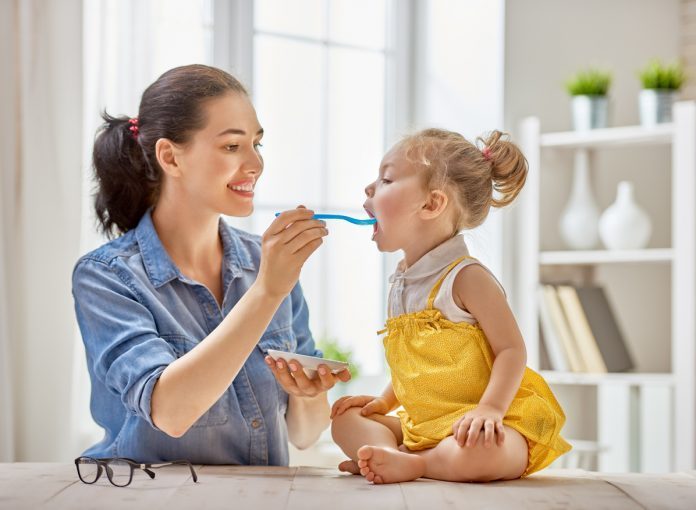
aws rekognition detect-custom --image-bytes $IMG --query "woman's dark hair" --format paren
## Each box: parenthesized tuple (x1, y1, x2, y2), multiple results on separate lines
(92, 64, 247, 237)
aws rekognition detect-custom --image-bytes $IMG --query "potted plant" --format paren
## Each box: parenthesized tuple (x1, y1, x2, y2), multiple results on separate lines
(637, 59, 685, 126)
(565, 68, 612, 131)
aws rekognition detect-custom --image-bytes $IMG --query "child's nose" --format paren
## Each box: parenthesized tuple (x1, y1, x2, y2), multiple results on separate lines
(364, 184, 374, 197)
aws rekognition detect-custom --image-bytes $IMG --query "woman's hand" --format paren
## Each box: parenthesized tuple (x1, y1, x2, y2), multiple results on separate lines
(330, 395, 391, 419)
(256, 206, 328, 299)
(265, 356, 351, 398)
(452, 404, 506, 448)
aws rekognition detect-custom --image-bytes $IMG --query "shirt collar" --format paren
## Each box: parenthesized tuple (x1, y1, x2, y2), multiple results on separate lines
(135, 209, 254, 289)
(389, 234, 470, 283)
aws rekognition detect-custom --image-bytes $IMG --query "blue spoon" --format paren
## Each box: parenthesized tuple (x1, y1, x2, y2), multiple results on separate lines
(274, 212, 376, 226)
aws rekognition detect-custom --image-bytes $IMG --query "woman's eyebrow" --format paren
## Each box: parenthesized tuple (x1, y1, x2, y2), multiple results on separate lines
(216, 127, 264, 137)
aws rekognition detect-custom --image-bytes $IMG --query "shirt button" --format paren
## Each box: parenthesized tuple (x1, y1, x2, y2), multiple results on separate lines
(251, 419, 261, 429)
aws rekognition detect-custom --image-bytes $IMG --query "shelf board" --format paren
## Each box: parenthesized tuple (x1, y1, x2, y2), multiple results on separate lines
(539, 248, 673, 265)
(540, 123, 673, 149)
(540, 370, 675, 386)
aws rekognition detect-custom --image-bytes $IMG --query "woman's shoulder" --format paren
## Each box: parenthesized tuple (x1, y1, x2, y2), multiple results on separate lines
(75, 230, 139, 270)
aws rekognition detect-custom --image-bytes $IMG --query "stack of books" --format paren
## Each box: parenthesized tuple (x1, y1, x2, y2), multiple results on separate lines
(537, 284, 635, 373)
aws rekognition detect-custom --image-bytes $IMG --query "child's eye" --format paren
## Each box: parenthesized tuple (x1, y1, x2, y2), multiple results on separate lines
(381, 178, 392, 184)
(225, 145, 239, 152)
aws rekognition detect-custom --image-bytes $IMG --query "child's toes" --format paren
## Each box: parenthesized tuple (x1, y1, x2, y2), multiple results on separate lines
(360, 466, 370, 476)
(365, 471, 375, 482)
(374, 475, 384, 484)
(357, 445, 375, 462)
(338, 460, 359, 474)
(357, 459, 368, 469)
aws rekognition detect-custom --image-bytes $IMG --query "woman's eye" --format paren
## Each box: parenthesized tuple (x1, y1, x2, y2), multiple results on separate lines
(254, 143, 264, 151)
(225, 145, 239, 152)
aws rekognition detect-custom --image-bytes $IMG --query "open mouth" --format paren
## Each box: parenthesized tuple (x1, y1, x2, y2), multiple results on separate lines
(365, 207, 378, 239)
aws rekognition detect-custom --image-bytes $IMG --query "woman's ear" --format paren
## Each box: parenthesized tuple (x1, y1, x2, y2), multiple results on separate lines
(155, 138, 183, 178)
(420, 189, 449, 219)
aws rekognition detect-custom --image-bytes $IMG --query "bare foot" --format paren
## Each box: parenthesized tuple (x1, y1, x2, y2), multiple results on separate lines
(356, 445, 426, 484)
(338, 459, 360, 475)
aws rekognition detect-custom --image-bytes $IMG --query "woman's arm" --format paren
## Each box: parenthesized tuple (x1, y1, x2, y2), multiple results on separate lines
(286, 393, 330, 450)
(151, 209, 327, 437)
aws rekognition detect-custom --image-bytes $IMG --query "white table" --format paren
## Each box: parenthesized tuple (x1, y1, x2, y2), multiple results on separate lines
(1, 464, 695, 509)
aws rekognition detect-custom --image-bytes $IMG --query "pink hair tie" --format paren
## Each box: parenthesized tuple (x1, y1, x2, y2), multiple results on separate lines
(128, 117, 139, 139)
(482, 146, 492, 162)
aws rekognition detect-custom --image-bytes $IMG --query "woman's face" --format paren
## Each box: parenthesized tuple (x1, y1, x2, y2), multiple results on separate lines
(175, 92, 264, 217)
(363, 144, 429, 252)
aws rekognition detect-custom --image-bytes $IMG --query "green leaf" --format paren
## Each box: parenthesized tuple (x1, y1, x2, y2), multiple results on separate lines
(637, 58, 685, 90)
(565, 68, 612, 96)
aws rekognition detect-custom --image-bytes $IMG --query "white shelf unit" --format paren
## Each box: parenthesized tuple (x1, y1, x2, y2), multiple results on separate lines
(516, 101, 696, 472)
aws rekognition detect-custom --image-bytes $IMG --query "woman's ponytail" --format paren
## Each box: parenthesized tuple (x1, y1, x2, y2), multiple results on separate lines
(92, 112, 159, 238)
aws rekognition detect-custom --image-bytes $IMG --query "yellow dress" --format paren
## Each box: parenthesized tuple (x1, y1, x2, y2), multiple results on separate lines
(380, 255, 572, 476)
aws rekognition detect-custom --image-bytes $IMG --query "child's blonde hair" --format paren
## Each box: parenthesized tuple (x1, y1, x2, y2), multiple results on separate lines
(400, 128, 528, 232)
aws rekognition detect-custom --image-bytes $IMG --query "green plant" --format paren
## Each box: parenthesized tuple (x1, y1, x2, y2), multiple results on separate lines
(316, 337, 360, 379)
(638, 59, 686, 90)
(565, 68, 612, 96)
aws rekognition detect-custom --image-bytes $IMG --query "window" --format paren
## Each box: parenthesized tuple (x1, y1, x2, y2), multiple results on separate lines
(225, 0, 408, 375)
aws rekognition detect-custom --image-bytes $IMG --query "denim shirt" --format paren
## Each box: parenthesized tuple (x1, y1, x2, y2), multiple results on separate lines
(72, 210, 320, 465)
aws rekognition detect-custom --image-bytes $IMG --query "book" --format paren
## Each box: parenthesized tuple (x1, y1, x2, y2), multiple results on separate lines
(574, 286, 634, 372)
(537, 285, 570, 371)
(541, 284, 586, 372)
(556, 285, 608, 373)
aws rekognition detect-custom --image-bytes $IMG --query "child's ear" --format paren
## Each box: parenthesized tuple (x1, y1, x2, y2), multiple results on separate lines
(420, 189, 449, 219)
(155, 138, 184, 178)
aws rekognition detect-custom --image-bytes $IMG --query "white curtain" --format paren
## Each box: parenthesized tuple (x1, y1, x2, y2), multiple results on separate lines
(0, 0, 19, 463)
(0, 0, 83, 461)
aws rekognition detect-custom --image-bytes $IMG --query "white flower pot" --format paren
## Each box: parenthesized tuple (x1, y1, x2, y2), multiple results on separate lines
(599, 181, 652, 250)
(559, 150, 600, 250)
(639, 89, 676, 127)
(572, 95, 608, 131)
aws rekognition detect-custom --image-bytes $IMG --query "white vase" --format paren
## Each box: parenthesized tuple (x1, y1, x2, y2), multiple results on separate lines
(599, 181, 652, 250)
(559, 150, 600, 250)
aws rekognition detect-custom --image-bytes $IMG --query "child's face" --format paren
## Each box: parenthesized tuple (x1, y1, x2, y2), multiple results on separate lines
(363, 145, 431, 252)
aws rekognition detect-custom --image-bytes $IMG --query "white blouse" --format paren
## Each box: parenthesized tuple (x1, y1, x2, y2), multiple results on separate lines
(387, 234, 505, 324)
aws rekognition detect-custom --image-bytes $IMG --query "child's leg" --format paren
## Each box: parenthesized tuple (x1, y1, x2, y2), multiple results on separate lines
(358, 425, 528, 484)
(331, 407, 424, 479)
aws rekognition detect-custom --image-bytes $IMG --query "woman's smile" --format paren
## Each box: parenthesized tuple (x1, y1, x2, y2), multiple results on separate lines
(227, 178, 256, 198)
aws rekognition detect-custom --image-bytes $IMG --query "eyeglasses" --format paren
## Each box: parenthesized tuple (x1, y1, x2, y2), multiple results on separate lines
(74, 456, 198, 487)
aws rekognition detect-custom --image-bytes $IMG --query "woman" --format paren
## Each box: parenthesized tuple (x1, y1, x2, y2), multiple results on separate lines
(73, 64, 349, 465)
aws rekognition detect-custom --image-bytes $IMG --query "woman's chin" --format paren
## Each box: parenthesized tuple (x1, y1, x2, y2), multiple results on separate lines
(222, 203, 254, 218)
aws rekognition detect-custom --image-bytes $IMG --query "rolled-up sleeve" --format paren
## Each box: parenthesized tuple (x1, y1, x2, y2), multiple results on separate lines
(72, 258, 176, 430)
(289, 282, 322, 358)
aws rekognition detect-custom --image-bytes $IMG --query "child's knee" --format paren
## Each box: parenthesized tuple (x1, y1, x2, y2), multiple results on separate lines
(330, 407, 364, 438)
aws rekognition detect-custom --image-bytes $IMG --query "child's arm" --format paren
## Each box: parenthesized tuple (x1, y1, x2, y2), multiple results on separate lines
(330, 381, 399, 419)
(452, 264, 527, 447)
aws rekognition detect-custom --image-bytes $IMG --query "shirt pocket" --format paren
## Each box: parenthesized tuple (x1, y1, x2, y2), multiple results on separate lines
(256, 327, 298, 356)
(164, 334, 231, 428)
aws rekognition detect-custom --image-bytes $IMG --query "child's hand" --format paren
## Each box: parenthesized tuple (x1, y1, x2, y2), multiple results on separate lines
(452, 404, 506, 448)
(330, 395, 390, 419)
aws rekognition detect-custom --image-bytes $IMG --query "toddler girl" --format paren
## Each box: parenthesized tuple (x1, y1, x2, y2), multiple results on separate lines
(330, 128, 571, 484)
